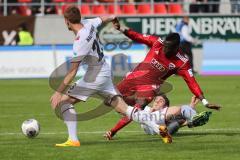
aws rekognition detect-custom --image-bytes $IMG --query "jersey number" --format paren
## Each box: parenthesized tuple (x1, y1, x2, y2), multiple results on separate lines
(92, 39, 104, 61)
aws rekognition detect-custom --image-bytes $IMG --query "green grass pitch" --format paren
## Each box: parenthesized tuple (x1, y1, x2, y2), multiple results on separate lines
(0, 76, 240, 160)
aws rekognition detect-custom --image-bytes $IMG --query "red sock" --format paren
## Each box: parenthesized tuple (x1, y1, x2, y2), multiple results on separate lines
(110, 116, 132, 135)
(110, 104, 142, 135)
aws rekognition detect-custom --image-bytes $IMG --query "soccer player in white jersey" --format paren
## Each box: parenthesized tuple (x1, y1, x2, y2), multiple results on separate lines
(139, 95, 212, 135)
(50, 5, 172, 147)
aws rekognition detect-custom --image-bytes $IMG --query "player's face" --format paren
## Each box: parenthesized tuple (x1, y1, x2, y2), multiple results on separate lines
(65, 18, 72, 31)
(152, 96, 166, 110)
(163, 41, 179, 58)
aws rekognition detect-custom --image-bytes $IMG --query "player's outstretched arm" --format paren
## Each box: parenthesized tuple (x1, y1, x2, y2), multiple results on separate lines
(99, 16, 117, 24)
(177, 64, 221, 111)
(112, 18, 158, 47)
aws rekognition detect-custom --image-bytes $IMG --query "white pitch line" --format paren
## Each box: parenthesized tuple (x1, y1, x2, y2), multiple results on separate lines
(0, 114, 52, 118)
(0, 128, 240, 136)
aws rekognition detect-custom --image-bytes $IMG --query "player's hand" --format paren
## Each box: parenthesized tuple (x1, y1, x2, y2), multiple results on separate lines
(112, 17, 120, 30)
(205, 103, 221, 111)
(50, 92, 62, 109)
(189, 96, 199, 108)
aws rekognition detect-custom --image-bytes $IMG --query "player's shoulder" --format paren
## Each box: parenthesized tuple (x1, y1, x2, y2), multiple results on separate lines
(81, 17, 102, 28)
(81, 18, 92, 26)
(152, 37, 163, 48)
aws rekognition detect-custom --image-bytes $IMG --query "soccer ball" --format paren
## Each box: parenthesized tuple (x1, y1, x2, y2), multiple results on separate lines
(21, 119, 40, 138)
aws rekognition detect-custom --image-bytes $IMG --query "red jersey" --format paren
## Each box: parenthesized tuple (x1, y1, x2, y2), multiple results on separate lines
(117, 29, 203, 102)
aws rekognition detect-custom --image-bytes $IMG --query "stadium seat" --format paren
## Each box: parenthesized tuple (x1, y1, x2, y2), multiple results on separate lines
(79, 5, 91, 15)
(61, 4, 68, 13)
(107, 4, 122, 14)
(137, 4, 151, 14)
(17, 0, 32, 15)
(168, 3, 183, 14)
(18, 5, 32, 16)
(65, 0, 77, 2)
(92, 5, 106, 15)
(154, 4, 167, 14)
(18, 0, 32, 2)
(55, 4, 68, 15)
(122, 4, 136, 15)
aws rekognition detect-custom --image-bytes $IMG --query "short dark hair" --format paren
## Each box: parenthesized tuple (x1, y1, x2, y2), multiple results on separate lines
(19, 23, 27, 31)
(165, 33, 180, 47)
(154, 94, 170, 107)
(63, 5, 81, 24)
(161, 94, 170, 107)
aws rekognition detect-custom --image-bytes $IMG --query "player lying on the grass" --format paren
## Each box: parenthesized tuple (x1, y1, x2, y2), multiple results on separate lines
(105, 95, 211, 139)
(140, 95, 212, 135)
(104, 18, 221, 140)
(50, 5, 173, 147)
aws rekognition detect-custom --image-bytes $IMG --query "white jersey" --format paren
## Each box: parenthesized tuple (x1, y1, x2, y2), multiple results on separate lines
(141, 106, 168, 135)
(67, 17, 118, 101)
(72, 17, 111, 78)
(143, 106, 168, 125)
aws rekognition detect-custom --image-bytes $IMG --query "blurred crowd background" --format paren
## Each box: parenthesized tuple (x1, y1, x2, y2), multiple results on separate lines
(0, 0, 239, 16)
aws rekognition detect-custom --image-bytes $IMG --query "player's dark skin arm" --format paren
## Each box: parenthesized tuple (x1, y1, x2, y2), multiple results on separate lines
(178, 68, 221, 111)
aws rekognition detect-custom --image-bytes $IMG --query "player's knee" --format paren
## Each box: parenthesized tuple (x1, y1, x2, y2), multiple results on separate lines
(181, 105, 197, 121)
(60, 95, 80, 105)
(104, 94, 123, 107)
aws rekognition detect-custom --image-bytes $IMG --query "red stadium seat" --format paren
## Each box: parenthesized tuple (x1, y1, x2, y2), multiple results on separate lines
(18, 0, 32, 2)
(107, 4, 122, 14)
(92, 5, 106, 15)
(154, 4, 167, 14)
(137, 4, 151, 14)
(168, 3, 183, 14)
(65, 0, 77, 2)
(79, 5, 91, 15)
(61, 4, 68, 13)
(122, 4, 136, 15)
(18, 5, 32, 16)
(55, 4, 68, 15)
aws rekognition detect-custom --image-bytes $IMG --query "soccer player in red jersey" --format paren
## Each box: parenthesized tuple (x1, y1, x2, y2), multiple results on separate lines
(104, 18, 221, 140)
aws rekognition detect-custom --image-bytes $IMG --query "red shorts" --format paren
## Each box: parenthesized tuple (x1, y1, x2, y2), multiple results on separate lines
(117, 77, 159, 106)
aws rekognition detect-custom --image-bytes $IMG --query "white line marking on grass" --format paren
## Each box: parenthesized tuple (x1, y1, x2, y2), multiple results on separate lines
(0, 128, 240, 136)
(0, 114, 51, 118)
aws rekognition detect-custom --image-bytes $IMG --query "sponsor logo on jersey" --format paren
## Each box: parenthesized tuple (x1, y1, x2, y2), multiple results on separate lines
(168, 63, 176, 70)
(176, 53, 188, 63)
(188, 69, 193, 77)
(151, 58, 165, 72)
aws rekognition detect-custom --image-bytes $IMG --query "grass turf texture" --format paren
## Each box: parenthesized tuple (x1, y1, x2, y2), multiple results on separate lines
(0, 76, 240, 160)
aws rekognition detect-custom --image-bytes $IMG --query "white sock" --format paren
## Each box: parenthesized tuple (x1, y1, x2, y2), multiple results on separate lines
(61, 103, 79, 141)
(126, 106, 160, 134)
(181, 105, 197, 121)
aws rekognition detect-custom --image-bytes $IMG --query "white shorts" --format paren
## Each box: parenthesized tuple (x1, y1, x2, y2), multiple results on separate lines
(66, 76, 118, 101)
